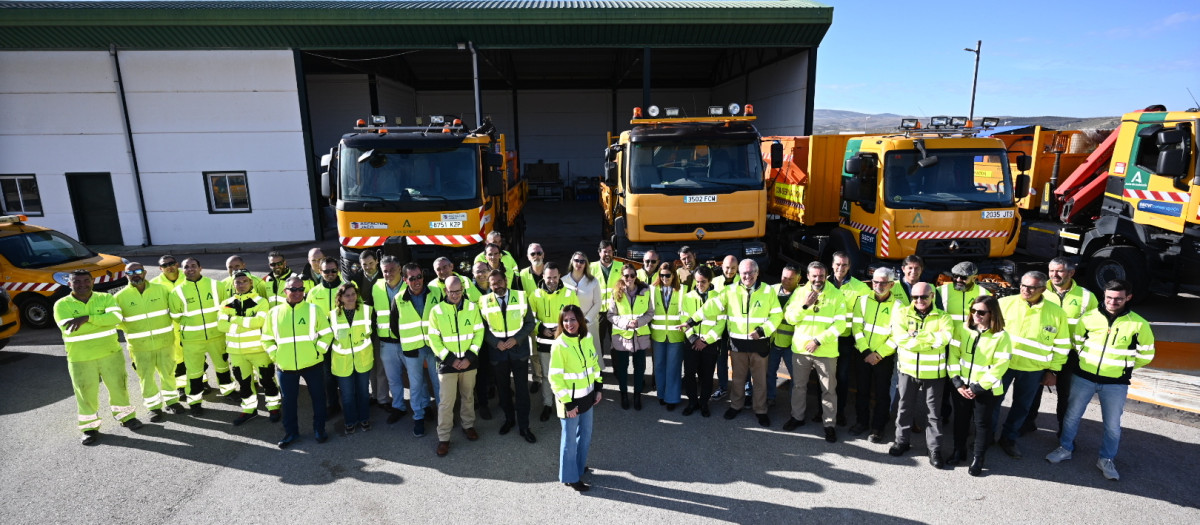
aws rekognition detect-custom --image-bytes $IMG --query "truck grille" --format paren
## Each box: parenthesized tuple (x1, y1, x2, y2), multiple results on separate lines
(643, 221, 755, 234)
(915, 238, 989, 258)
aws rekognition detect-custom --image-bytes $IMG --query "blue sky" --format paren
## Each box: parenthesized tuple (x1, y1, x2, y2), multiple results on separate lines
(815, 1, 1200, 117)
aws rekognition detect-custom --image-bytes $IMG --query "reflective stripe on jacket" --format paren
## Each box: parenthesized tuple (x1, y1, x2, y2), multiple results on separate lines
(263, 302, 331, 371)
(853, 293, 904, 358)
(330, 305, 374, 376)
(168, 277, 227, 343)
(949, 324, 1011, 395)
(115, 282, 175, 352)
(998, 296, 1070, 372)
(54, 292, 123, 362)
(890, 303, 952, 380)
(783, 284, 847, 358)
(217, 292, 269, 355)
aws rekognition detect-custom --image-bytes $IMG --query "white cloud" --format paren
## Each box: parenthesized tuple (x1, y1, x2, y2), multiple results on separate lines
(1160, 12, 1200, 27)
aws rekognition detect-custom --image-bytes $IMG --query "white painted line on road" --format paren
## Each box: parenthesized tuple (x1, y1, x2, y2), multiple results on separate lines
(1150, 322, 1200, 327)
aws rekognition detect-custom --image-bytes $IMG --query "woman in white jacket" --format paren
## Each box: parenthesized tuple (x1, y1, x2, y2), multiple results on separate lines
(562, 251, 601, 362)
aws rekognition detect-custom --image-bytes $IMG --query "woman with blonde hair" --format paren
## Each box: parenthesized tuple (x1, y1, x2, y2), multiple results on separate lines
(561, 251, 601, 360)
(607, 266, 653, 410)
(650, 262, 686, 410)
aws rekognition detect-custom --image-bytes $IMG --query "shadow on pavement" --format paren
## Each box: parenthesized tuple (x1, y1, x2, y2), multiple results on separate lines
(0, 351, 73, 416)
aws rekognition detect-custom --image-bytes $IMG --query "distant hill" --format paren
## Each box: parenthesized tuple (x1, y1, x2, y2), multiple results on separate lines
(813, 109, 1121, 134)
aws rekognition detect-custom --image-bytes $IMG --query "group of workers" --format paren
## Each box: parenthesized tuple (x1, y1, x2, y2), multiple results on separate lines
(54, 230, 1155, 489)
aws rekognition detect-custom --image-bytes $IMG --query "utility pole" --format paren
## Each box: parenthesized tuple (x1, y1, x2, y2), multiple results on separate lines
(964, 40, 981, 121)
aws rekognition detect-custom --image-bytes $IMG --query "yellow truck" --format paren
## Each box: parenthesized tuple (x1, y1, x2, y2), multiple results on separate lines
(600, 104, 781, 266)
(320, 116, 526, 272)
(764, 117, 1031, 286)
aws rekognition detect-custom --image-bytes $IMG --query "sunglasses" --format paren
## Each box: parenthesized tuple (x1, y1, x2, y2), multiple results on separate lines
(269, 261, 285, 268)
(659, 273, 673, 278)
(128, 268, 146, 275)
(644, 259, 658, 265)
(407, 275, 424, 281)
(322, 269, 339, 274)
(530, 251, 543, 256)
(446, 288, 464, 294)
(160, 261, 178, 268)
(623, 274, 637, 279)
(871, 280, 891, 285)
(971, 309, 990, 316)
(285, 287, 305, 292)
(1020, 284, 1044, 290)
(912, 294, 931, 300)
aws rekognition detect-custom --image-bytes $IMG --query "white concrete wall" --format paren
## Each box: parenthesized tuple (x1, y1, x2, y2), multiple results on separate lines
(0, 50, 314, 246)
(737, 51, 810, 137)
(0, 51, 131, 240)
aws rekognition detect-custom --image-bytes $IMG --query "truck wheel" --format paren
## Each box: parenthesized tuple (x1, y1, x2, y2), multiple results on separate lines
(19, 294, 53, 329)
(1085, 246, 1148, 300)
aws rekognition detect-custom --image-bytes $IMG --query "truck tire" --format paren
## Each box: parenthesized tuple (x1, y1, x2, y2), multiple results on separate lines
(1085, 246, 1148, 301)
(19, 294, 53, 329)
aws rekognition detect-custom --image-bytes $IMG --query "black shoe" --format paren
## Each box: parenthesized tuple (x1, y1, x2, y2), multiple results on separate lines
(700, 405, 711, 418)
(360, 421, 372, 432)
(666, 403, 677, 412)
(1019, 421, 1038, 436)
(315, 431, 329, 443)
(540, 405, 553, 422)
(344, 424, 356, 436)
(521, 428, 537, 444)
(782, 418, 804, 431)
(681, 403, 697, 416)
(413, 419, 426, 438)
(723, 408, 741, 420)
(998, 438, 1022, 459)
(659, 399, 667, 406)
(757, 414, 771, 427)
(889, 442, 911, 457)
(947, 449, 967, 466)
(387, 409, 407, 424)
(277, 434, 298, 449)
(499, 420, 515, 435)
(479, 405, 493, 421)
(824, 426, 838, 443)
(620, 393, 630, 410)
(189, 404, 204, 416)
(836, 414, 847, 427)
(929, 452, 945, 469)
(567, 481, 590, 492)
(968, 456, 985, 476)
(164, 403, 185, 415)
(232, 412, 258, 426)
(149, 409, 165, 423)
(849, 423, 868, 436)
(633, 397, 643, 411)
(530, 382, 541, 394)
(80, 430, 99, 446)
(869, 432, 885, 444)
(269, 409, 281, 423)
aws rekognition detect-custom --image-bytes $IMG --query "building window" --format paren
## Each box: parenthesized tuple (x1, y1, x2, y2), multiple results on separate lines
(0, 174, 43, 217)
(204, 171, 252, 213)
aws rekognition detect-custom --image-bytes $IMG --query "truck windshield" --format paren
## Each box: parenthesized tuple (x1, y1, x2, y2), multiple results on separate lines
(883, 149, 1015, 210)
(339, 146, 479, 203)
(0, 230, 95, 269)
(629, 141, 763, 194)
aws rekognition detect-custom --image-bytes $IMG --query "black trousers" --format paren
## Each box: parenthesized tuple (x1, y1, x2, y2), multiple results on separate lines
(323, 351, 340, 410)
(474, 344, 494, 405)
(492, 355, 531, 430)
(854, 354, 895, 433)
(835, 336, 856, 417)
(952, 388, 996, 456)
(683, 340, 721, 407)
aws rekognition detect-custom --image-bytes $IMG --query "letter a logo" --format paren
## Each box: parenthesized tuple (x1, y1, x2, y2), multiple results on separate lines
(912, 213, 924, 225)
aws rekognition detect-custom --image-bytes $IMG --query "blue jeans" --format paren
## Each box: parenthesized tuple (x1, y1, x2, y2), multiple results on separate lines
(337, 370, 371, 427)
(378, 341, 410, 413)
(653, 340, 685, 404)
(277, 364, 326, 437)
(404, 346, 441, 420)
(559, 408, 594, 484)
(1060, 374, 1127, 460)
(766, 344, 794, 401)
(993, 368, 1044, 442)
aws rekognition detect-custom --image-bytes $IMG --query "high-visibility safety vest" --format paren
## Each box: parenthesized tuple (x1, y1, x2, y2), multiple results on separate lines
(168, 277, 228, 344)
(217, 291, 269, 355)
(262, 301, 332, 371)
(783, 284, 848, 358)
(649, 285, 688, 343)
(937, 283, 991, 323)
(429, 273, 469, 294)
(479, 289, 530, 339)
(150, 274, 183, 291)
(531, 285, 580, 345)
(219, 273, 269, 301)
(427, 300, 484, 365)
(611, 286, 652, 340)
(263, 269, 313, 307)
(588, 261, 624, 310)
(329, 305, 374, 376)
(998, 296, 1070, 372)
(548, 333, 603, 415)
(475, 249, 519, 284)
(681, 287, 726, 344)
(831, 276, 871, 335)
(371, 279, 405, 341)
(306, 278, 355, 314)
(1042, 280, 1098, 345)
(711, 273, 737, 292)
(54, 292, 124, 362)
(517, 266, 545, 294)
(721, 281, 783, 341)
(1075, 308, 1155, 382)
(949, 325, 1011, 395)
(393, 287, 445, 352)
(852, 293, 905, 358)
(769, 284, 800, 348)
(890, 303, 953, 380)
(114, 282, 175, 353)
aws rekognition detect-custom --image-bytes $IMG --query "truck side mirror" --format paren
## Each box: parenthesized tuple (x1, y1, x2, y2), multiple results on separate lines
(1016, 154, 1032, 173)
(320, 170, 331, 198)
(486, 153, 505, 169)
(1156, 128, 1183, 145)
(604, 144, 622, 162)
(1015, 174, 1031, 199)
(1157, 149, 1186, 178)
(843, 177, 862, 202)
(604, 161, 618, 186)
(319, 151, 334, 198)
(486, 171, 504, 196)
(844, 157, 862, 175)
(770, 142, 784, 170)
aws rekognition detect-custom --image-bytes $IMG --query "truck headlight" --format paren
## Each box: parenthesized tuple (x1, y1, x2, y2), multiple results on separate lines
(745, 245, 765, 256)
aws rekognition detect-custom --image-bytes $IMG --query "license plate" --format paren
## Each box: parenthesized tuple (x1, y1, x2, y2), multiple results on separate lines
(429, 221, 463, 229)
(981, 210, 1014, 219)
(684, 195, 717, 203)
(350, 222, 387, 230)
(441, 212, 467, 221)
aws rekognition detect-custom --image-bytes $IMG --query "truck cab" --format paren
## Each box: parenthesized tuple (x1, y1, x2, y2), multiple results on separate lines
(601, 104, 779, 266)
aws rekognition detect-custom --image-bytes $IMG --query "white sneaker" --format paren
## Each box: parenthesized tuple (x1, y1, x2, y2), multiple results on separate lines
(1045, 446, 1073, 464)
(1097, 458, 1120, 481)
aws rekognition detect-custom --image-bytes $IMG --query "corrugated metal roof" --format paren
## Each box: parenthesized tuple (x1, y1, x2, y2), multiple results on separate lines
(0, 1, 832, 50)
